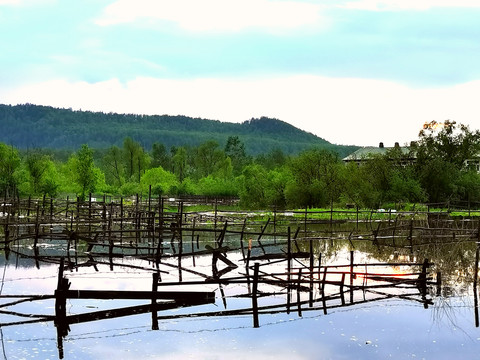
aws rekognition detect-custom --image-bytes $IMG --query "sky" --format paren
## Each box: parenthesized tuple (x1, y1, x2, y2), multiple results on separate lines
(1, 0, 480, 147)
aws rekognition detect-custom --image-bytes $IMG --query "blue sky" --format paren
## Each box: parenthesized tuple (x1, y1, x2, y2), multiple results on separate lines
(1, 0, 480, 146)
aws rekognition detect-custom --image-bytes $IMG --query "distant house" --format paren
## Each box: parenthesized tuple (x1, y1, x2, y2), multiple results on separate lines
(344, 143, 480, 173)
(342, 142, 415, 166)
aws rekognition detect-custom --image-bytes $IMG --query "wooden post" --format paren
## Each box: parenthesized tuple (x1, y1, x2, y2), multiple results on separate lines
(27, 195, 31, 218)
(475, 243, 479, 286)
(304, 207, 307, 236)
(148, 185, 152, 215)
(88, 193, 92, 239)
(287, 227, 291, 314)
(309, 238, 314, 307)
(256, 218, 269, 254)
(252, 262, 260, 328)
(120, 197, 124, 243)
(340, 273, 346, 305)
(287, 227, 292, 283)
(356, 205, 359, 230)
(151, 272, 159, 330)
(65, 196, 69, 219)
(102, 194, 107, 232)
(350, 250, 354, 303)
(436, 272, 442, 297)
(155, 197, 164, 268)
(34, 203, 40, 249)
(273, 205, 277, 243)
(321, 266, 327, 315)
(240, 218, 247, 262)
(474, 244, 479, 327)
(191, 218, 196, 266)
(54, 258, 70, 359)
(297, 269, 302, 317)
(4, 212, 10, 249)
(419, 258, 429, 308)
(42, 193, 46, 216)
(214, 198, 218, 235)
(318, 253, 322, 286)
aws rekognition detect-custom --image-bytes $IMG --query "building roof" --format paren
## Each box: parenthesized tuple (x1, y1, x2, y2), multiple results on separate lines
(342, 142, 412, 162)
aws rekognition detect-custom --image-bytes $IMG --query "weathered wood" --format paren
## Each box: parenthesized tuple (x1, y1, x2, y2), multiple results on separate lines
(252, 262, 259, 328)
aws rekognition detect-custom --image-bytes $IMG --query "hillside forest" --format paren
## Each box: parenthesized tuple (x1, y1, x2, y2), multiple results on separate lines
(1, 120, 480, 209)
(0, 104, 357, 157)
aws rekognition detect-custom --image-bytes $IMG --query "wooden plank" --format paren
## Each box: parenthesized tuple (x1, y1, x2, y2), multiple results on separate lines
(63, 289, 215, 303)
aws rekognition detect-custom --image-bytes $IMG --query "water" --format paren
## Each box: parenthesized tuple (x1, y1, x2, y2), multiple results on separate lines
(0, 234, 479, 359)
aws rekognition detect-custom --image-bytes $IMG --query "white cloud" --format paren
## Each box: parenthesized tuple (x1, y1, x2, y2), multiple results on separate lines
(3, 76, 480, 147)
(95, 0, 325, 32)
(342, 0, 480, 11)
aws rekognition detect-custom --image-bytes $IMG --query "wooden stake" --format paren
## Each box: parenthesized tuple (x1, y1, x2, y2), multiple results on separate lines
(252, 262, 259, 328)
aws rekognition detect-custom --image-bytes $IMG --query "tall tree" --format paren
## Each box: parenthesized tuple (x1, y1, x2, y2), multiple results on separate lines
(102, 145, 125, 187)
(172, 146, 188, 182)
(0, 143, 20, 197)
(415, 121, 480, 202)
(225, 136, 248, 174)
(123, 137, 149, 182)
(72, 144, 98, 200)
(195, 140, 225, 178)
(151, 142, 171, 170)
(286, 149, 343, 208)
(416, 120, 480, 169)
(24, 151, 57, 195)
(123, 137, 139, 180)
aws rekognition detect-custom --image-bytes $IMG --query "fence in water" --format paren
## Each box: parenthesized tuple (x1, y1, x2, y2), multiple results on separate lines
(0, 194, 479, 359)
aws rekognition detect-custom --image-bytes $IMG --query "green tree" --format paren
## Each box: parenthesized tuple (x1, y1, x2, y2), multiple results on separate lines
(255, 148, 287, 170)
(387, 168, 425, 205)
(213, 156, 233, 180)
(194, 140, 225, 178)
(342, 161, 377, 208)
(172, 146, 188, 182)
(414, 120, 480, 203)
(122, 137, 150, 182)
(151, 142, 171, 170)
(102, 145, 125, 187)
(286, 149, 343, 208)
(416, 120, 480, 169)
(0, 143, 20, 196)
(225, 136, 248, 174)
(238, 164, 269, 208)
(418, 157, 458, 203)
(135, 146, 150, 182)
(265, 167, 292, 208)
(123, 137, 137, 179)
(24, 151, 59, 196)
(140, 166, 178, 196)
(456, 170, 480, 203)
(71, 144, 99, 200)
(197, 175, 238, 197)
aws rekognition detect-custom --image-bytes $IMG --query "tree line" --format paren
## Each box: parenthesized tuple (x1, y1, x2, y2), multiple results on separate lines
(1, 121, 479, 209)
(0, 104, 357, 157)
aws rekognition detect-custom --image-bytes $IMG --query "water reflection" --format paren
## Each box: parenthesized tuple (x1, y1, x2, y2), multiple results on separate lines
(0, 209, 479, 359)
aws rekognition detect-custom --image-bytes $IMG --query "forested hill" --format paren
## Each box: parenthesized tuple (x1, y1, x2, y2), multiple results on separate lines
(0, 104, 357, 156)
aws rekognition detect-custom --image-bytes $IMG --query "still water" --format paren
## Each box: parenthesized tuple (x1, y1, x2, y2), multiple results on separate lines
(0, 236, 479, 360)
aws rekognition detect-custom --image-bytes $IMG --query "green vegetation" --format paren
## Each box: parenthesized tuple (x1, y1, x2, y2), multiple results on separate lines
(1, 113, 479, 211)
(0, 104, 357, 157)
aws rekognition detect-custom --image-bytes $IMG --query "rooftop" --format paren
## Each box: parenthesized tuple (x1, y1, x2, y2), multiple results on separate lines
(342, 142, 412, 162)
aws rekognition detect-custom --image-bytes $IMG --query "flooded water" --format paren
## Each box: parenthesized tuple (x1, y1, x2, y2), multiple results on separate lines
(0, 230, 479, 360)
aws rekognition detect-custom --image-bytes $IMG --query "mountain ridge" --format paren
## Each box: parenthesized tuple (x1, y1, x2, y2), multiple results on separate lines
(0, 103, 358, 157)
